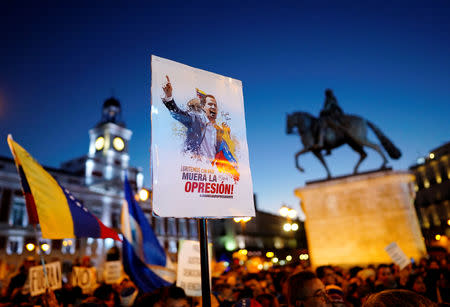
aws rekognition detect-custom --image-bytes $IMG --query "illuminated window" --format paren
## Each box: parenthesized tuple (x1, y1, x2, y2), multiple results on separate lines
(6, 236, 23, 255)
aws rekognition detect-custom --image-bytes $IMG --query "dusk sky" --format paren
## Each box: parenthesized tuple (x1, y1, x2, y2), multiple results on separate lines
(1, 1, 449, 217)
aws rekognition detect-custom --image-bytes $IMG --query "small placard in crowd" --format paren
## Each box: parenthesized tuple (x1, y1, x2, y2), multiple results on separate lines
(385, 242, 411, 270)
(29, 261, 62, 296)
(103, 261, 122, 284)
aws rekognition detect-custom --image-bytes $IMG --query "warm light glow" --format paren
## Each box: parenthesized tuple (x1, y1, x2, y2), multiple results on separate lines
(62, 241, 67, 247)
(113, 137, 125, 151)
(291, 223, 299, 231)
(234, 217, 251, 223)
(68, 240, 73, 246)
(424, 180, 430, 188)
(287, 209, 297, 219)
(447, 219, 450, 226)
(257, 264, 263, 270)
(266, 251, 274, 258)
(139, 189, 150, 201)
(435, 234, 441, 241)
(414, 184, 419, 192)
(41, 243, 50, 252)
(429, 153, 435, 159)
(436, 176, 442, 184)
(279, 206, 290, 217)
(286, 255, 292, 261)
(283, 223, 292, 232)
(299, 254, 309, 260)
(25, 243, 35, 252)
(272, 257, 279, 263)
(95, 136, 105, 151)
(239, 249, 248, 255)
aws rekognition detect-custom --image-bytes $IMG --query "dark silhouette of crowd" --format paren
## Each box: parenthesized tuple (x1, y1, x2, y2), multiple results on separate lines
(0, 253, 448, 306)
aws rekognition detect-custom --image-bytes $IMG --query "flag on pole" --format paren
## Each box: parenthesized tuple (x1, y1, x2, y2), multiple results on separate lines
(7, 135, 120, 240)
(121, 176, 175, 292)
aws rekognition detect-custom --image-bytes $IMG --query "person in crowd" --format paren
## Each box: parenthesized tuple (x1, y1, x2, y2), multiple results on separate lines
(316, 266, 337, 287)
(287, 270, 331, 307)
(374, 265, 397, 292)
(362, 289, 436, 307)
(405, 273, 426, 296)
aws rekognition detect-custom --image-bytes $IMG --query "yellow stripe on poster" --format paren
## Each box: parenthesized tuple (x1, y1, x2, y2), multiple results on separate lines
(7, 136, 75, 238)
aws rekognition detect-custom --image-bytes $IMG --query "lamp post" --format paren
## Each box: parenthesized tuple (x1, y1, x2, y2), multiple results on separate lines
(280, 205, 298, 232)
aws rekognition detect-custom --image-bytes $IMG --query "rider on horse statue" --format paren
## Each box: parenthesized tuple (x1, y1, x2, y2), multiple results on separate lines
(316, 89, 349, 154)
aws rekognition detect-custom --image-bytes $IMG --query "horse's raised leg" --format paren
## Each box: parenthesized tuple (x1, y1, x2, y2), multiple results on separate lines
(348, 142, 367, 174)
(360, 139, 388, 169)
(312, 149, 332, 179)
(295, 148, 311, 172)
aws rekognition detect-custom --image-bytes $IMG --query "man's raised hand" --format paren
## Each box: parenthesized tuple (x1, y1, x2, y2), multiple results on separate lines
(163, 75, 173, 98)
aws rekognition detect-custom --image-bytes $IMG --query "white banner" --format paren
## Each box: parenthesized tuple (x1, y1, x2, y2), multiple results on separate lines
(72, 266, 97, 294)
(176, 240, 211, 297)
(151, 55, 255, 217)
(29, 262, 62, 296)
(103, 261, 122, 284)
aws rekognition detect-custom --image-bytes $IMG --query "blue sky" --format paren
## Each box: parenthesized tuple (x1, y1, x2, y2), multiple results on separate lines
(1, 1, 449, 216)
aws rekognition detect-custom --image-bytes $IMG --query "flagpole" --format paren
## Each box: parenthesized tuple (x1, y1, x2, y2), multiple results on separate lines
(198, 218, 211, 307)
(33, 225, 50, 289)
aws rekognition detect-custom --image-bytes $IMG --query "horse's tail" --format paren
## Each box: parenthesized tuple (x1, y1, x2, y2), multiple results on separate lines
(367, 121, 401, 159)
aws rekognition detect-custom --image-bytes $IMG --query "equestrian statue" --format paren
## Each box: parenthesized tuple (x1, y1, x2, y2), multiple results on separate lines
(286, 89, 401, 178)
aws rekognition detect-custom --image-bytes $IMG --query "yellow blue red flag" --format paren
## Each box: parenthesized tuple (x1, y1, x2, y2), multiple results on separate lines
(7, 135, 120, 240)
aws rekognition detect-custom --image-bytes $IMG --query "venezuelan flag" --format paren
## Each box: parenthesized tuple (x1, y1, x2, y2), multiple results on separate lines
(7, 135, 120, 241)
(196, 88, 207, 100)
(213, 125, 240, 181)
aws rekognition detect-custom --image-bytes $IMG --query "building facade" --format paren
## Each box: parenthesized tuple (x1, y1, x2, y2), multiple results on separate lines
(0, 97, 307, 271)
(410, 142, 450, 248)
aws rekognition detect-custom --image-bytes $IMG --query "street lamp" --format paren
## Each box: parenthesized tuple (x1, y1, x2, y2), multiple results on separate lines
(139, 188, 150, 201)
(25, 243, 35, 252)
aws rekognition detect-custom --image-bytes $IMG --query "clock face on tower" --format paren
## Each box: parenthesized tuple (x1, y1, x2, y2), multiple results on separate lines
(113, 137, 125, 151)
(95, 136, 105, 151)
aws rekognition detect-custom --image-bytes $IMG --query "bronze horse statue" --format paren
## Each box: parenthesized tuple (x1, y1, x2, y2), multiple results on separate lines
(286, 112, 401, 178)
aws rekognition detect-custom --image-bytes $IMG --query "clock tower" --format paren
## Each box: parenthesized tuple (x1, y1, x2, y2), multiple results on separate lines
(85, 97, 138, 188)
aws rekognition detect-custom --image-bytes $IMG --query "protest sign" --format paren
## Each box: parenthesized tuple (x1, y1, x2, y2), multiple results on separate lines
(176, 240, 212, 297)
(72, 266, 97, 294)
(151, 55, 255, 218)
(103, 261, 122, 284)
(29, 262, 62, 296)
(385, 242, 411, 270)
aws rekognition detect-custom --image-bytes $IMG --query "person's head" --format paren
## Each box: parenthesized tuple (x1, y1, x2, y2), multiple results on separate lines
(93, 284, 117, 307)
(187, 98, 203, 112)
(324, 89, 334, 98)
(376, 265, 393, 285)
(316, 266, 336, 286)
(287, 271, 331, 307)
(22, 256, 36, 271)
(362, 289, 436, 307)
(166, 286, 189, 307)
(203, 95, 217, 122)
(256, 293, 279, 307)
(406, 274, 426, 294)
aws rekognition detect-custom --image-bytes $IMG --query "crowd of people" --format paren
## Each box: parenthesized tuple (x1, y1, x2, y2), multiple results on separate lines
(0, 253, 448, 307)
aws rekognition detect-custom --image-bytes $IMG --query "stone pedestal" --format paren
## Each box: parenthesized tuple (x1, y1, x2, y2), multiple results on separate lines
(295, 170, 426, 267)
